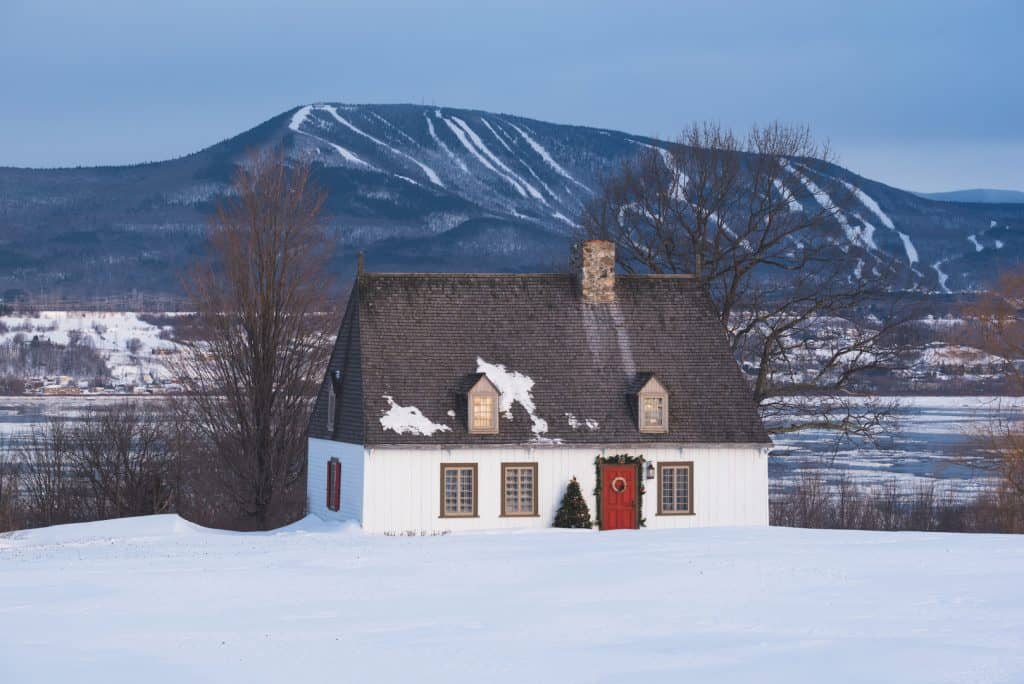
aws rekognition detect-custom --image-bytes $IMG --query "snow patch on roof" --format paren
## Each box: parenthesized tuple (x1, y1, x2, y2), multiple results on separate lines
(379, 395, 451, 436)
(968, 234, 983, 252)
(565, 413, 599, 431)
(476, 357, 549, 436)
(996, 239, 1005, 249)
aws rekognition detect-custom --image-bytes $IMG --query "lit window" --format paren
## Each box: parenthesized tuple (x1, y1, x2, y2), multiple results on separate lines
(658, 462, 693, 515)
(502, 463, 537, 516)
(441, 464, 477, 517)
(472, 394, 495, 431)
(642, 396, 665, 429)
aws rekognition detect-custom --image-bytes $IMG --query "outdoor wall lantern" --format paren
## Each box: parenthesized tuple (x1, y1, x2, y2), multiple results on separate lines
(645, 462, 656, 480)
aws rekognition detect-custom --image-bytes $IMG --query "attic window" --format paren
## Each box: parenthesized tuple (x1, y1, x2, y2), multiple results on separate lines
(637, 376, 669, 433)
(467, 375, 499, 435)
(326, 382, 337, 435)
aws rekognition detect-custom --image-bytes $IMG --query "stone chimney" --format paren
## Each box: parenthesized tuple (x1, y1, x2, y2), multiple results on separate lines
(575, 240, 616, 303)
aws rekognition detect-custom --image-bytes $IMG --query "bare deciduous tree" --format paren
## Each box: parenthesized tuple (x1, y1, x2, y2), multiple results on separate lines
(170, 150, 338, 529)
(578, 122, 907, 439)
(0, 437, 23, 531)
(19, 416, 81, 527)
(961, 269, 1024, 514)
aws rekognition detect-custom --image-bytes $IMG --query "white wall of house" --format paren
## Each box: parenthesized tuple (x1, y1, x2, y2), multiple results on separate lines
(356, 444, 768, 534)
(307, 438, 365, 522)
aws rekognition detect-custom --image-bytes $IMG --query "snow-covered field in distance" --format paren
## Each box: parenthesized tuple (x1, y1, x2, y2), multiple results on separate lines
(1, 515, 1022, 683)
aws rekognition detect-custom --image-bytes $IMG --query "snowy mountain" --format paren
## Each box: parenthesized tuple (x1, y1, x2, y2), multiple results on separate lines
(1, 103, 1022, 298)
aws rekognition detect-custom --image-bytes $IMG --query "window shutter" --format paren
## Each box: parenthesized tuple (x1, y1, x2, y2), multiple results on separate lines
(326, 458, 342, 511)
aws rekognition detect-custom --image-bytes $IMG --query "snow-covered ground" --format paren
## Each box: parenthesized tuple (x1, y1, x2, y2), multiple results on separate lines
(1, 516, 1023, 683)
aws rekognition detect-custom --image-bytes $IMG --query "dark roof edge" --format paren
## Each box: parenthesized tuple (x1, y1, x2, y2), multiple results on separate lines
(363, 441, 774, 450)
(356, 272, 697, 279)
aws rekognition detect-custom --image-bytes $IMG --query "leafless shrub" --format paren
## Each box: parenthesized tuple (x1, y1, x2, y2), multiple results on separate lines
(771, 475, 1023, 533)
(0, 440, 23, 531)
(18, 417, 84, 527)
(69, 402, 176, 519)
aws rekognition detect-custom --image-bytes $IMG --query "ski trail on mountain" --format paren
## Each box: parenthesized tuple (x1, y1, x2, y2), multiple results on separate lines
(368, 111, 418, 146)
(288, 105, 379, 171)
(480, 118, 514, 154)
(483, 118, 558, 202)
(838, 179, 919, 265)
(507, 121, 591, 193)
(447, 116, 546, 203)
(785, 163, 874, 252)
(441, 117, 519, 192)
(321, 105, 444, 188)
(426, 116, 469, 173)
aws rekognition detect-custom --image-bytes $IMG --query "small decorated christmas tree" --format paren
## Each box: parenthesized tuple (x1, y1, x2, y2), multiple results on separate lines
(553, 477, 592, 528)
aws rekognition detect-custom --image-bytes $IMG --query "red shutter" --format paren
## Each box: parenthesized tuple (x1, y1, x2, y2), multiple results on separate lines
(326, 459, 342, 512)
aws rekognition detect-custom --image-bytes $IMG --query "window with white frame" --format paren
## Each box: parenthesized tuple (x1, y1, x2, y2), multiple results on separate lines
(658, 462, 693, 515)
(501, 463, 537, 516)
(641, 395, 666, 431)
(441, 463, 477, 517)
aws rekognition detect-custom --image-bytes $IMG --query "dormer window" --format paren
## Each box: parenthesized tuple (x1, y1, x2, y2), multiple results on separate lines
(465, 374, 500, 435)
(642, 395, 666, 430)
(634, 374, 669, 433)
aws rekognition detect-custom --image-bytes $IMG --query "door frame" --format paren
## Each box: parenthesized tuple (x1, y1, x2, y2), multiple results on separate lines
(598, 462, 641, 530)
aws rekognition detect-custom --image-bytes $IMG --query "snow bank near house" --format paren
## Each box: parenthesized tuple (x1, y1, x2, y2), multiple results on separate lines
(2, 518, 1023, 683)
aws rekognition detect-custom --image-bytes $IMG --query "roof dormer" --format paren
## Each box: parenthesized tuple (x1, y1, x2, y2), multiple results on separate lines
(463, 373, 500, 435)
(631, 373, 669, 434)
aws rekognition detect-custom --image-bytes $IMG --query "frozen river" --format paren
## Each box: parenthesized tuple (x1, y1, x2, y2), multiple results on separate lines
(1, 395, 1021, 497)
(770, 396, 1024, 496)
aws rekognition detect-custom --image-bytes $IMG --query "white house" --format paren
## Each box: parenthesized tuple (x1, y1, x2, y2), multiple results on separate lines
(307, 240, 771, 534)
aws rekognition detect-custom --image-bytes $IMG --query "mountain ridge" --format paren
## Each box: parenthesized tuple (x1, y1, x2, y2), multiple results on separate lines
(0, 102, 1021, 299)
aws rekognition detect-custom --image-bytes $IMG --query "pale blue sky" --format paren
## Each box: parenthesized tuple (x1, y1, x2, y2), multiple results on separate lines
(1, 0, 1021, 192)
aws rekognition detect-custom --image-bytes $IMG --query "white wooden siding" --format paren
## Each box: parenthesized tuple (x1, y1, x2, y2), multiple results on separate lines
(307, 438, 364, 522)
(360, 445, 767, 534)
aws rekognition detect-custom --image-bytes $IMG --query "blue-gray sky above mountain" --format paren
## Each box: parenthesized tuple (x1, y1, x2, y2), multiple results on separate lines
(1, 0, 1020, 192)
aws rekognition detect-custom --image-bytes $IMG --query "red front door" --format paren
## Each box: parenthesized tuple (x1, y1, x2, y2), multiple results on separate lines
(601, 464, 639, 530)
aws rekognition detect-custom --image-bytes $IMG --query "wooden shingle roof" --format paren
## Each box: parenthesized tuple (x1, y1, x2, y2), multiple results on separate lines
(309, 272, 770, 446)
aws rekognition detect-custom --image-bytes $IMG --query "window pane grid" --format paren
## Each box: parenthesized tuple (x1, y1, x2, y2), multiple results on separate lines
(643, 396, 665, 428)
(472, 395, 494, 430)
(660, 465, 691, 513)
(443, 466, 475, 516)
(503, 465, 536, 516)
